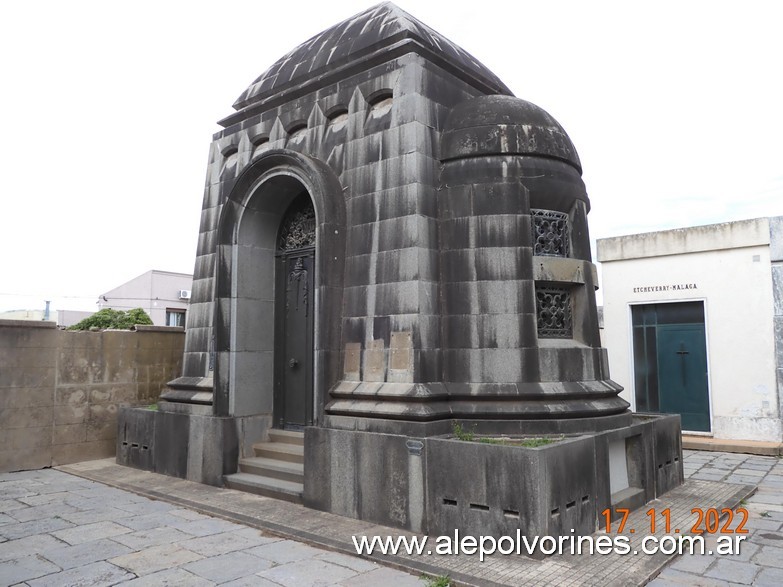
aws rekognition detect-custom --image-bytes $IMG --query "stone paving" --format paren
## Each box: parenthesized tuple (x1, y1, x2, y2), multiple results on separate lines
(648, 450, 783, 587)
(0, 449, 780, 586)
(0, 468, 422, 586)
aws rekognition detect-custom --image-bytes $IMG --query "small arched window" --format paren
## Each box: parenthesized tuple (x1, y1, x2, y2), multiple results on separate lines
(365, 91, 393, 132)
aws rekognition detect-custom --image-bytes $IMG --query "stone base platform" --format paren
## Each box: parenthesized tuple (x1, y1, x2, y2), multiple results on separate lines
(305, 414, 684, 541)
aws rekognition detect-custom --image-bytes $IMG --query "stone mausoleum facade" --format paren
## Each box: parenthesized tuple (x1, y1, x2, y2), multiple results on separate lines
(599, 217, 783, 444)
(119, 2, 682, 541)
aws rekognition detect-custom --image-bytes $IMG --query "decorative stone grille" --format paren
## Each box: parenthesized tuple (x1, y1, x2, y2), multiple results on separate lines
(278, 197, 316, 250)
(536, 287, 573, 338)
(531, 209, 569, 257)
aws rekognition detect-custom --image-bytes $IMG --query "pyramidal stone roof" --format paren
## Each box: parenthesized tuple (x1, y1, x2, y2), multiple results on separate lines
(226, 2, 511, 124)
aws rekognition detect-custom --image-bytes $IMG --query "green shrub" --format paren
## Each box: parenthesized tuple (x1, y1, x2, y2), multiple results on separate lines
(68, 308, 153, 331)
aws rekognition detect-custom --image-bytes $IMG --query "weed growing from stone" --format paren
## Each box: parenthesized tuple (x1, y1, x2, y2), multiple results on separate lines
(451, 421, 475, 441)
(421, 575, 452, 587)
(451, 422, 563, 447)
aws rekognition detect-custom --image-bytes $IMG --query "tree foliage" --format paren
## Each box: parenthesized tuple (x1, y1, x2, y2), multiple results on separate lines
(68, 308, 153, 331)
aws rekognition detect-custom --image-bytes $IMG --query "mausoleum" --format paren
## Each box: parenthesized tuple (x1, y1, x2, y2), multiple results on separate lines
(598, 217, 783, 446)
(119, 2, 683, 541)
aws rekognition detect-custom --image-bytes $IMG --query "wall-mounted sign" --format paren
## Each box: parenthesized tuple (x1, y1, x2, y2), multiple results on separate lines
(633, 283, 698, 294)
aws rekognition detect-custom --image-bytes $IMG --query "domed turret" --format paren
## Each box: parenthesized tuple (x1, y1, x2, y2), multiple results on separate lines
(442, 95, 581, 172)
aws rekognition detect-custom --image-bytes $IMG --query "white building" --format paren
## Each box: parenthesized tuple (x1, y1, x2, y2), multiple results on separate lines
(597, 217, 783, 444)
(98, 270, 193, 328)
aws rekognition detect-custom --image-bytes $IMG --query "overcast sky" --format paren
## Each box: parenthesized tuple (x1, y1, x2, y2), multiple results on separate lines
(1, 0, 781, 314)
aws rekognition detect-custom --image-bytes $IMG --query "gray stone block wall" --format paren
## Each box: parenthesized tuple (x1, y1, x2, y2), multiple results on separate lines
(0, 320, 184, 473)
(173, 50, 488, 417)
(168, 2, 628, 430)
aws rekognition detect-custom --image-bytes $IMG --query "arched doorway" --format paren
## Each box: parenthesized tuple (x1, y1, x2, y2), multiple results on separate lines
(274, 194, 316, 429)
(213, 150, 345, 434)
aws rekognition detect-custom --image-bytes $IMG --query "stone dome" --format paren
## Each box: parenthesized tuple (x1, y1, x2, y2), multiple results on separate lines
(441, 95, 582, 172)
(230, 2, 511, 113)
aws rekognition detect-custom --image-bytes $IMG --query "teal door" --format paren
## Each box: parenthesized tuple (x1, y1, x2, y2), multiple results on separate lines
(631, 302, 711, 432)
(656, 324, 710, 432)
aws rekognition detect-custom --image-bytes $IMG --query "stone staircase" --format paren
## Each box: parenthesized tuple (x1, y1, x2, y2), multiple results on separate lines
(224, 429, 304, 503)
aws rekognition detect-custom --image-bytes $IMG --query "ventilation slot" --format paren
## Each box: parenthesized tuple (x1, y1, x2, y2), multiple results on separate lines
(443, 498, 457, 506)
(503, 509, 520, 519)
(469, 503, 490, 512)
(551, 507, 560, 517)
(582, 495, 590, 504)
(566, 500, 576, 510)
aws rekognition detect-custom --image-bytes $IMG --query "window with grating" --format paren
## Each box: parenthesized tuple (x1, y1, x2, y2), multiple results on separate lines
(278, 195, 316, 251)
(531, 209, 569, 257)
(536, 287, 573, 338)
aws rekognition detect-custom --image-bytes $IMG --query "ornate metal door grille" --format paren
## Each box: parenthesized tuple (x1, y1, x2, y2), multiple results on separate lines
(278, 195, 315, 251)
(531, 209, 569, 257)
(536, 287, 573, 338)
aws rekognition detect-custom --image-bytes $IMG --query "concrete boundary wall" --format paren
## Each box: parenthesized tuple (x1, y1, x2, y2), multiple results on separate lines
(0, 320, 184, 473)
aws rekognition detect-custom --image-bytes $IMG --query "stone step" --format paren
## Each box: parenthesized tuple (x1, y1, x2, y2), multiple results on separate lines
(253, 442, 304, 464)
(224, 473, 302, 504)
(269, 429, 305, 446)
(238, 457, 304, 484)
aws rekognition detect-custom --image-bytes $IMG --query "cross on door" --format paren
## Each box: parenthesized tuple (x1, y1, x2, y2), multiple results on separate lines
(676, 342, 690, 386)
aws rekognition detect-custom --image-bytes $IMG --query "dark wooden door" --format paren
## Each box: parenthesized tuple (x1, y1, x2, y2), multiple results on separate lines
(275, 249, 314, 429)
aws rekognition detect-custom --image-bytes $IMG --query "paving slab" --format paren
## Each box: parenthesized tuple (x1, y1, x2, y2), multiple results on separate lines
(258, 557, 360, 586)
(43, 537, 133, 570)
(754, 566, 783, 587)
(221, 575, 289, 587)
(703, 559, 761, 584)
(50, 520, 132, 545)
(108, 542, 204, 576)
(177, 529, 274, 557)
(337, 565, 425, 587)
(752, 544, 783, 567)
(118, 567, 216, 586)
(113, 511, 189, 532)
(182, 550, 274, 582)
(0, 553, 62, 585)
(26, 560, 135, 587)
(0, 533, 67, 562)
(110, 526, 192, 550)
(248, 539, 327, 564)
(0, 515, 75, 540)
